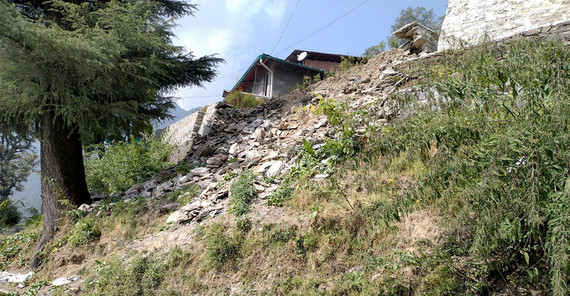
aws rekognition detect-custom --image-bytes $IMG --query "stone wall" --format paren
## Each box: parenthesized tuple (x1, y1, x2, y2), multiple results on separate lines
(161, 109, 204, 163)
(438, 0, 570, 51)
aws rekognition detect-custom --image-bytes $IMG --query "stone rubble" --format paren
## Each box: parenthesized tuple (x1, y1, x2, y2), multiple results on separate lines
(393, 21, 439, 54)
(73, 46, 433, 226)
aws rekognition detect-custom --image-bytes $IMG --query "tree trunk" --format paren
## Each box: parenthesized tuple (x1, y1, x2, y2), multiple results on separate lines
(31, 112, 92, 268)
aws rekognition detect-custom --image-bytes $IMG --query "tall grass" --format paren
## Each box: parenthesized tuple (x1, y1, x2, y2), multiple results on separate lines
(366, 38, 570, 294)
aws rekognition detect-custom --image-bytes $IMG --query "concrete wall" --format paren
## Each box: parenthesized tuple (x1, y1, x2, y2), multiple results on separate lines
(270, 62, 320, 97)
(249, 62, 320, 98)
(438, 0, 570, 51)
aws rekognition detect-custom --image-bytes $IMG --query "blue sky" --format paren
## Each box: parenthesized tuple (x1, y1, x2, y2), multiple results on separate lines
(172, 0, 449, 111)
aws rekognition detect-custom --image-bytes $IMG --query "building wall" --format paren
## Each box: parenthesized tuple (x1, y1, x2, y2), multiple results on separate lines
(304, 59, 340, 72)
(251, 67, 269, 96)
(438, 0, 570, 51)
(270, 62, 320, 97)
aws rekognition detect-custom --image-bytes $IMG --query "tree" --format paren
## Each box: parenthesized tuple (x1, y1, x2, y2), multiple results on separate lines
(0, 123, 37, 227)
(362, 41, 386, 58)
(0, 0, 223, 265)
(0, 125, 37, 203)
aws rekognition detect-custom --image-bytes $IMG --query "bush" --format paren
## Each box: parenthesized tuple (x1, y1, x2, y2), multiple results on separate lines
(229, 170, 256, 216)
(84, 135, 173, 194)
(0, 199, 21, 228)
(86, 254, 164, 295)
(69, 216, 101, 247)
(205, 223, 241, 269)
(224, 90, 264, 108)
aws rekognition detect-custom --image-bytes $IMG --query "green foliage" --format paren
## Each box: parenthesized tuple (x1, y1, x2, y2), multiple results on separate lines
(229, 170, 256, 216)
(371, 39, 570, 294)
(69, 216, 101, 247)
(362, 41, 387, 58)
(86, 254, 164, 296)
(0, 227, 39, 269)
(312, 73, 322, 83)
(224, 91, 264, 108)
(0, 0, 223, 141)
(170, 185, 199, 206)
(268, 224, 298, 245)
(85, 135, 173, 194)
(236, 217, 252, 233)
(0, 126, 37, 201)
(338, 56, 355, 73)
(288, 98, 361, 181)
(22, 280, 47, 296)
(267, 185, 295, 206)
(388, 37, 400, 49)
(391, 6, 444, 34)
(205, 223, 241, 269)
(0, 199, 21, 228)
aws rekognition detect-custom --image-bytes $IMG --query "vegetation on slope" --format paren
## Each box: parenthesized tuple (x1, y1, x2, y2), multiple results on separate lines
(1, 38, 568, 295)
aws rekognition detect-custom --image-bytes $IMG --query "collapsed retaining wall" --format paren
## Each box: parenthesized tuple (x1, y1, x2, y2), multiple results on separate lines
(160, 109, 204, 163)
(438, 0, 570, 51)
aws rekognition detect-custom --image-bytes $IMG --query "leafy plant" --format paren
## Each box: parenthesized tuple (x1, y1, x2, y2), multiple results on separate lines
(267, 185, 295, 206)
(224, 90, 264, 108)
(229, 170, 256, 216)
(86, 254, 164, 295)
(205, 223, 241, 269)
(85, 134, 173, 194)
(0, 199, 21, 228)
(69, 216, 101, 247)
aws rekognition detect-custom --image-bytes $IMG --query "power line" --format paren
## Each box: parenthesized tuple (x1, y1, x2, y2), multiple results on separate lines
(270, 0, 301, 55)
(274, 0, 372, 56)
(178, 0, 371, 95)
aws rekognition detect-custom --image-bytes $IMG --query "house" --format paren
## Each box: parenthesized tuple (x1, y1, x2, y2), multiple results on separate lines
(223, 50, 347, 99)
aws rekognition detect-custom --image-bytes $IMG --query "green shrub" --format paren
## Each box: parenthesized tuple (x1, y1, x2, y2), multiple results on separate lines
(69, 216, 101, 247)
(0, 199, 21, 228)
(267, 185, 294, 206)
(84, 135, 173, 194)
(224, 90, 264, 108)
(86, 254, 164, 295)
(205, 223, 241, 269)
(229, 170, 256, 216)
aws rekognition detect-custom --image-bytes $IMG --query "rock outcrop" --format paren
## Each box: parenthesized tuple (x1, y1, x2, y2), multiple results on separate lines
(393, 21, 438, 54)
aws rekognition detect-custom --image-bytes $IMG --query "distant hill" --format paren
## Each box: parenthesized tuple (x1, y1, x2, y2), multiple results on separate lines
(153, 105, 201, 130)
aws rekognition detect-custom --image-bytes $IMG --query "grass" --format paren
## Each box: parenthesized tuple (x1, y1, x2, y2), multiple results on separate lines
(229, 170, 256, 216)
(1, 38, 568, 295)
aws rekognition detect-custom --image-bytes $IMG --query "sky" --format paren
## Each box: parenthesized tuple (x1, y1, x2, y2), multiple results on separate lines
(172, 0, 449, 111)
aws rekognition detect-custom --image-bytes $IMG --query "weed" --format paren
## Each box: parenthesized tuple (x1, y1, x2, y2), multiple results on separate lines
(85, 254, 165, 295)
(229, 170, 256, 216)
(22, 280, 47, 296)
(69, 216, 101, 247)
(205, 223, 241, 269)
(224, 90, 264, 108)
(267, 184, 294, 206)
(236, 217, 252, 234)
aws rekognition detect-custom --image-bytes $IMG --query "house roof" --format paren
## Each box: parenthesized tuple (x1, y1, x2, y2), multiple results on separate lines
(227, 53, 324, 94)
(285, 50, 346, 63)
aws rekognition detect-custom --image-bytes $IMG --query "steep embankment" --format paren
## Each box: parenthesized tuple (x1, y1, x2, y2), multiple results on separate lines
(2, 38, 570, 295)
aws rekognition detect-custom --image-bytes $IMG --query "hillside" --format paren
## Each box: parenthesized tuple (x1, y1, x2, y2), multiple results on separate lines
(1, 38, 569, 295)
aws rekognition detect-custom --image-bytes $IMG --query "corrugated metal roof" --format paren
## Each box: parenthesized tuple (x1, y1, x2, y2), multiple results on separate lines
(227, 53, 324, 94)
